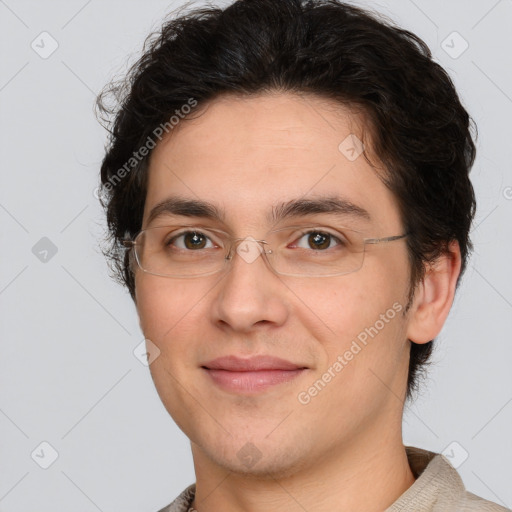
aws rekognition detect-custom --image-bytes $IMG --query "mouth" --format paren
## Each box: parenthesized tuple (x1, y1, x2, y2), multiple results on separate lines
(201, 355, 308, 394)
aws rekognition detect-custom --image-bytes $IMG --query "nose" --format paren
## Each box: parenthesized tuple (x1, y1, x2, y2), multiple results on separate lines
(210, 238, 289, 333)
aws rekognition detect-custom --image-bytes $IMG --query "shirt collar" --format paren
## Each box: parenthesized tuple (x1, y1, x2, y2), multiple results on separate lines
(160, 446, 465, 512)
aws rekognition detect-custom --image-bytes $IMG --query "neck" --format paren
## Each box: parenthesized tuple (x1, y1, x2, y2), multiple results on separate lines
(189, 429, 415, 512)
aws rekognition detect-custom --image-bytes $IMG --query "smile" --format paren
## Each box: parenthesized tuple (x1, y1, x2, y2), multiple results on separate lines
(202, 368, 307, 393)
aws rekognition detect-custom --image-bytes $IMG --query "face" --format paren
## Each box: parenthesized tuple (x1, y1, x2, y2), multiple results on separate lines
(135, 92, 414, 478)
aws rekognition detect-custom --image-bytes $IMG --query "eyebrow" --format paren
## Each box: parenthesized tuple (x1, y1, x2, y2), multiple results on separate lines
(271, 197, 371, 223)
(146, 197, 225, 226)
(146, 195, 371, 227)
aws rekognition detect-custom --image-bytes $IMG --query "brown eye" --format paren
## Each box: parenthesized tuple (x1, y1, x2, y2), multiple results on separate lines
(167, 231, 214, 250)
(183, 232, 207, 249)
(307, 232, 333, 250)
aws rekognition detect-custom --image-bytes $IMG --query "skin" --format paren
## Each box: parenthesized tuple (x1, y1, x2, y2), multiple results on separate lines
(134, 92, 461, 512)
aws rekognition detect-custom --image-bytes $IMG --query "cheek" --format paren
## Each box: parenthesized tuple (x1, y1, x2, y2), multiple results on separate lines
(295, 280, 408, 420)
(134, 273, 213, 406)
(134, 274, 210, 431)
(285, 267, 405, 341)
(288, 256, 410, 386)
(135, 273, 210, 340)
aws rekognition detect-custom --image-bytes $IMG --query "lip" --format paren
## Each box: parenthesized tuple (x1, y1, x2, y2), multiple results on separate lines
(202, 355, 306, 371)
(201, 355, 308, 394)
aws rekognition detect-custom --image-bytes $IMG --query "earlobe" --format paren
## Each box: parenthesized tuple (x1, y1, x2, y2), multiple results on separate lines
(406, 241, 462, 344)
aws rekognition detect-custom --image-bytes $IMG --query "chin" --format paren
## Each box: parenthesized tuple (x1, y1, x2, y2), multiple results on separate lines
(195, 430, 313, 480)
(208, 447, 306, 480)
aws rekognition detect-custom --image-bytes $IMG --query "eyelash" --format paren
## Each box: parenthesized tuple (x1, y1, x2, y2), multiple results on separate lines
(166, 229, 345, 251)
(291, 230, 344, 250)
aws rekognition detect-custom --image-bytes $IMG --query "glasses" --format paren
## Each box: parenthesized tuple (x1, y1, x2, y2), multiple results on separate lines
(122, 224, 409, 279)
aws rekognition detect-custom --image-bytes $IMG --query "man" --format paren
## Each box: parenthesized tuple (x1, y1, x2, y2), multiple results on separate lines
(96, 0, 508, 510)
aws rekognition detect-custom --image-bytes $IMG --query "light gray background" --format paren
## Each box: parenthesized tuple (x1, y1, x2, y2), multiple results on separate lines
(1, 0, 511, 511)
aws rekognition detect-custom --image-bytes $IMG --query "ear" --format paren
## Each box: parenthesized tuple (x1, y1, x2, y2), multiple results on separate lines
(406, 240, 462, 344)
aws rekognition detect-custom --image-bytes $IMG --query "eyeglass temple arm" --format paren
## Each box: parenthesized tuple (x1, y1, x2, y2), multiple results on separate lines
(364, 233, 409, 245)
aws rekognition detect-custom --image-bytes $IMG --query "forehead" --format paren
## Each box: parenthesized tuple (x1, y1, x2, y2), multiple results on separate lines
(144, 92, 401, 232)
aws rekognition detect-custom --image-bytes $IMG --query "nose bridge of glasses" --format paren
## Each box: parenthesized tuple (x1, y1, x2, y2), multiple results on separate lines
(227, 236, 271, 265)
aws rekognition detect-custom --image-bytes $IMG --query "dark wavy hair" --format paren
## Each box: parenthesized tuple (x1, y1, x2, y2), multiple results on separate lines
(96, 0, 477, 400)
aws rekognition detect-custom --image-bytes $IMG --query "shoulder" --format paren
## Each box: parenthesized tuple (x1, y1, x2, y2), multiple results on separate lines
(156, 483, 196, 512)
(387, 447, 510, 512)
(461, 491, 511, 511)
